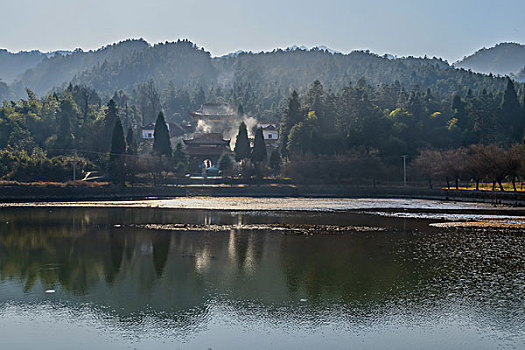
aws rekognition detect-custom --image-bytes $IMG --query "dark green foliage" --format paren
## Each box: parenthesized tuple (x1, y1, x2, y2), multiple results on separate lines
(126, 127, 137, 155)
(251, 128, 267, 162)
(269, 149, 282, 175)
(218, 153, 234, 175)
(280, 91, 303, 157)
(0, 148, 92, 182)
(8, 127, 36, 152)
(499, 79, 523, 144)
(110, 118, 126, 158)
(55, 95, 77, 152)
(109, 117, 126, 183)
(104, 99, 119, 151)
(234, 122, 251, 161)
(152, 112, 172, 156)
(173, 142, 188, 168)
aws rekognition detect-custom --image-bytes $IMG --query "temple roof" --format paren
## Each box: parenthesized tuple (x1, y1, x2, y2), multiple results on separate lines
(190, 103, 235, 118)
(183, 133, 230, 145)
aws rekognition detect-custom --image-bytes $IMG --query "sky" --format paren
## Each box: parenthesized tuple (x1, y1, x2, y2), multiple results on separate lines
(0, 0, 524, 62)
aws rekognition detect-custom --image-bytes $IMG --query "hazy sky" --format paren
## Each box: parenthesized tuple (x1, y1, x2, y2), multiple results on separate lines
(1, 0, 524, 62)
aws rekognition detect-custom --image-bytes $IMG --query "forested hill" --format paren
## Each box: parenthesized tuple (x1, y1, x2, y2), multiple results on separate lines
(0, 49, 46, 83)
(455, 42, 525, 79)
(9, 39, 150, 97)
(0, 39, 516, 102)
(73, 43, 506, 97)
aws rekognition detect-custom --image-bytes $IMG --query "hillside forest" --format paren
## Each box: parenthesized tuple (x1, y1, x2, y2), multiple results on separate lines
(1, 39, 525, 188)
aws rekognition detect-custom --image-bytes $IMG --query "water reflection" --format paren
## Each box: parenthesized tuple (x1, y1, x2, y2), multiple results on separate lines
(0, 207, 524, 349)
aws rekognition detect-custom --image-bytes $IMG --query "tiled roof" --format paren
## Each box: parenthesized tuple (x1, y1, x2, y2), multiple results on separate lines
(191, 103, 235, 117)
(183, 133, 230, 145)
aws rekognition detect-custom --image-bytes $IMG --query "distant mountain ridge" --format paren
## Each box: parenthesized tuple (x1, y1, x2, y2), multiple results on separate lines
(454, 42, 525, 79)
(0, 49, 46, 83)
(0, 39, 516, 101)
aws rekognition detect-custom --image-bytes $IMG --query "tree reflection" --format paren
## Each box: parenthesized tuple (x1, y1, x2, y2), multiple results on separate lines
(152, 231, 171, 278)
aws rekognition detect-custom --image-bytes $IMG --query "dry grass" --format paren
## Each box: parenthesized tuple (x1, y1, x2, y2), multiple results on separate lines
(430, 221, 525, 229)
(447, 182, 525, 192)
(0, 180, 108, 188)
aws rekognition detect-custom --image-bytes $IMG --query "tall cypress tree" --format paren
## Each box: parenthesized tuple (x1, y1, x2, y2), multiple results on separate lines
(280, 91, 303, 157)
(500, 79, 523, 144)
(104, 99, 119, 151)
(109, 117, 126, 183)
(234, 121, 250, 161)
(251, 128, 267, 163)
(126, 127, 137, 155)
(125, 126, 137, 184)
(152, 111, 172, 156)
(55, 94, 78, 151)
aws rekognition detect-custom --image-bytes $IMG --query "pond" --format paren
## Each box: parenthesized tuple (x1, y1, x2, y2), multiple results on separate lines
(0, 200, 524, 349)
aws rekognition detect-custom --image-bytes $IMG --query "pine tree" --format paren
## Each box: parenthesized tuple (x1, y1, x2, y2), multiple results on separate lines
(251, 128, 267, 162)
(126, 127, 137, 155)
(104, 99, 119, 151)
(269, 149, 282, 175)
(280, 91, 303, 157)
(218, 152, 233, 176)
(152, 111, 172, 156)
(173, 142, 188, 167)
(234, 121, 251, 161)
(109, 117, 126, 183)
(125, 126, 137, 184)
(500, 79, 523, 144)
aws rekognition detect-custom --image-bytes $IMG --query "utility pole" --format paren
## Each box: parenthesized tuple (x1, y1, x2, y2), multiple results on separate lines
(402, 155, 407, 189)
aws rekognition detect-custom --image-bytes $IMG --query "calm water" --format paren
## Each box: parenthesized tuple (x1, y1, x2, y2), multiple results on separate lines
(0, 205, 524, 349)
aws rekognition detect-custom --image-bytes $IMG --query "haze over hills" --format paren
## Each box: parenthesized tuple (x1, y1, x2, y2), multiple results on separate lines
(455, 42, 525, 80)
(0, 39, 521, 102)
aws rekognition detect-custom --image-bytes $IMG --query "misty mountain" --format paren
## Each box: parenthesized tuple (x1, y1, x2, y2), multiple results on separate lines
(9, 39, 150, 96)
(0, 49, 46, 83)
(455, 42, 525, 78)
(0, 39, 514, 102)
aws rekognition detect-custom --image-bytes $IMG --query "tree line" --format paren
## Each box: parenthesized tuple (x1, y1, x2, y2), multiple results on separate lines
(0, 68, 524, 185)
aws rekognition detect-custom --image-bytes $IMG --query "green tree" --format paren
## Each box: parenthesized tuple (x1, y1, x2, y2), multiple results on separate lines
(109, 117, 126, 183)
(280, 91, 303, 157)
(269, 149, 282, 176)
(103, 99, 119, 151)
(125, 127, 138, 184)
(251, 128, 267, 163)
(500, 78, 523, 144)
(218, 152, 234, 178)
(55, 95, 77, 152)
(152, 111, 172, 156)
(173, 142, 188, 168)
(234, 121, 251, 161)
(126, 127, 137, 155)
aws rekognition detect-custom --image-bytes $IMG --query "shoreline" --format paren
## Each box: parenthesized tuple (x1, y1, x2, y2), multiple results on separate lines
(1, 184, 525, 207)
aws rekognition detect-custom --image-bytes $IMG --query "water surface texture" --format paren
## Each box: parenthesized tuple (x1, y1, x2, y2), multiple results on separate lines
(1, 203, 524, 349)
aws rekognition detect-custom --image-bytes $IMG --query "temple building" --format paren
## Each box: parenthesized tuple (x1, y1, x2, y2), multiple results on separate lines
(183, 133, 231, 173)
(190, 103, 235, 132)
